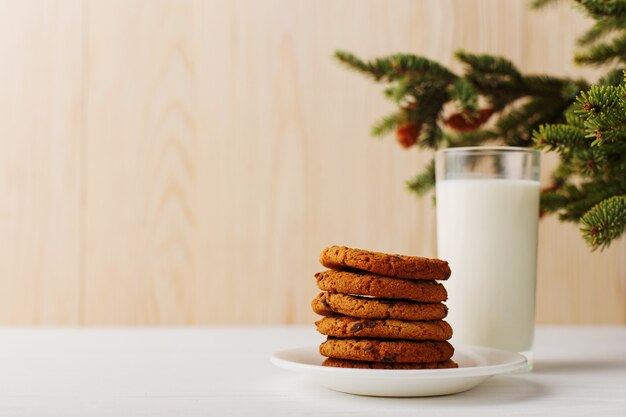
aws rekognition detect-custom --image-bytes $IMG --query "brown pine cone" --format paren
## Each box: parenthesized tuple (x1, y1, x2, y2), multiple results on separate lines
(396, 122, 421, 149)
(445, 107, 495, 132)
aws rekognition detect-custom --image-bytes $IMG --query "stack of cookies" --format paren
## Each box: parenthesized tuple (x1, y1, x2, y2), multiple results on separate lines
(312, 245, 457, 369)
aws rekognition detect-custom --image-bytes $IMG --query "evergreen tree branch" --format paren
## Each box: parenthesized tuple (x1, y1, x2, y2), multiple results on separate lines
(531, 0, 561, 8)
(455, 51, 523, 101)
(533, 123, 589, 155)
(577, 0, 626, 19)
(371, 112, 404, 137)
(449, 77, 479, 112)
(334, 51, 456, 82)
(575, 34, 626, 65)
(497, 97, 567, 146)
(418, 121, 444, 149)
(335, 3, 626, 249)
(599, 67, 626, 85)
(406, 160, 435, 197)
(580, 195, 626, 250)
(577, 18, 626, 46)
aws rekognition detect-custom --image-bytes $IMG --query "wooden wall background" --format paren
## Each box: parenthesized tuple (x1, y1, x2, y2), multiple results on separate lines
(0, 0, 624, 325)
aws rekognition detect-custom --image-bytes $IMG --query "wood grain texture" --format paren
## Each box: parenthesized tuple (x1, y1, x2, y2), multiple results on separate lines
(0, 0, 83, 324)
(0, 0, 623, 324)
(83, 0, 199, 324)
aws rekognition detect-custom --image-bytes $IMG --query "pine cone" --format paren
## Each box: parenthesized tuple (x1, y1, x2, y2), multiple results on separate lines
(396, 122, 421, 149)
(445, 107, 495, 132)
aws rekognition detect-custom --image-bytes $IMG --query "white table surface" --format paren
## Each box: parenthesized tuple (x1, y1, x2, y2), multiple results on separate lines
(0, 326, 624, 416)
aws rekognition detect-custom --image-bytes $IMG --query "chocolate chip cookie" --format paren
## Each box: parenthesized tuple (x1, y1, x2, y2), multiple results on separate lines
(312, 292, 448, 321)
(316, 316, 453, 341)
(315, 270, 447, 302)
(320, 338, 454, 363)
(320, 246, 451, 280)
(322, 358, 458, 369)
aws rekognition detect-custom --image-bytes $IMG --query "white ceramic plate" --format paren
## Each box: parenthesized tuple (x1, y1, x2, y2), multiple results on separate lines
(271, 344, 527, 397)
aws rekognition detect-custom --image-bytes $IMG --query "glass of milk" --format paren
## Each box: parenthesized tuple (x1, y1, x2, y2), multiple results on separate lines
(435, 147, 540, 364)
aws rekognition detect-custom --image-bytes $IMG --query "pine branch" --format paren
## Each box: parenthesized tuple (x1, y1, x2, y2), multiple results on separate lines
(383, 77, 414, 103)
(599, 67, 626, 85)
(577, 84, 625, 113)
(497, 97, 567, 146)
(564, 103, 587, 128)
(554, 180, 626, 223)
(571, 146, 608, 176)
(455, 51, 523, 96)
(553, 160, 575, 185)
(580, 195, 626, 250)
(455, 51, 522, 80)
(522, 75, 583, 98)
(449, 77, 478, 112)
(406, 159, 435, 197)
(586, 121, 626, 145)
(577, 18, 626, 46)
(540, 190, 570, 215)
(575, 34, 626, 65)
(576, 81, 626, 145)
(334, 51, 456, 82)
(577, 0, 626, 18)
(336, 3, 626, 250)
(371, 112, 404, 137)
(531, 0, 561, 8)
(387, 54, 456, 81)
(334, 51, 380, 79)
(533, 123, 589, 155)
(410, 89, 450, 138)
(534, 68, 626, 248)
(418, 121, 444, 149)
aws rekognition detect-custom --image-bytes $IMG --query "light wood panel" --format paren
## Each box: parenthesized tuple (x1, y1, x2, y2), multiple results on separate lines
(0, 0, 623, 324)
(83, 0, 200, 324)
(0, 0, 83, 324)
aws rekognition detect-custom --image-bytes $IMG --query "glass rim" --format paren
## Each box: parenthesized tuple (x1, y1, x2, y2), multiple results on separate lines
(436, 146, 539, 156)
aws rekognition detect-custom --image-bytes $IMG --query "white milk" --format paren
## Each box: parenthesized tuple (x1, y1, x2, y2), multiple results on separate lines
(436, 179, 540, 353)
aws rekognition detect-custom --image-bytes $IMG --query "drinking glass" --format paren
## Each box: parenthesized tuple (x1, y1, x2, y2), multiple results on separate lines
(435, 146, 540, 364)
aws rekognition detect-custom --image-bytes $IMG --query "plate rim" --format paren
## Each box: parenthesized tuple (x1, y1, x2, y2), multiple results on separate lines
(271, 344, 527, 379)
